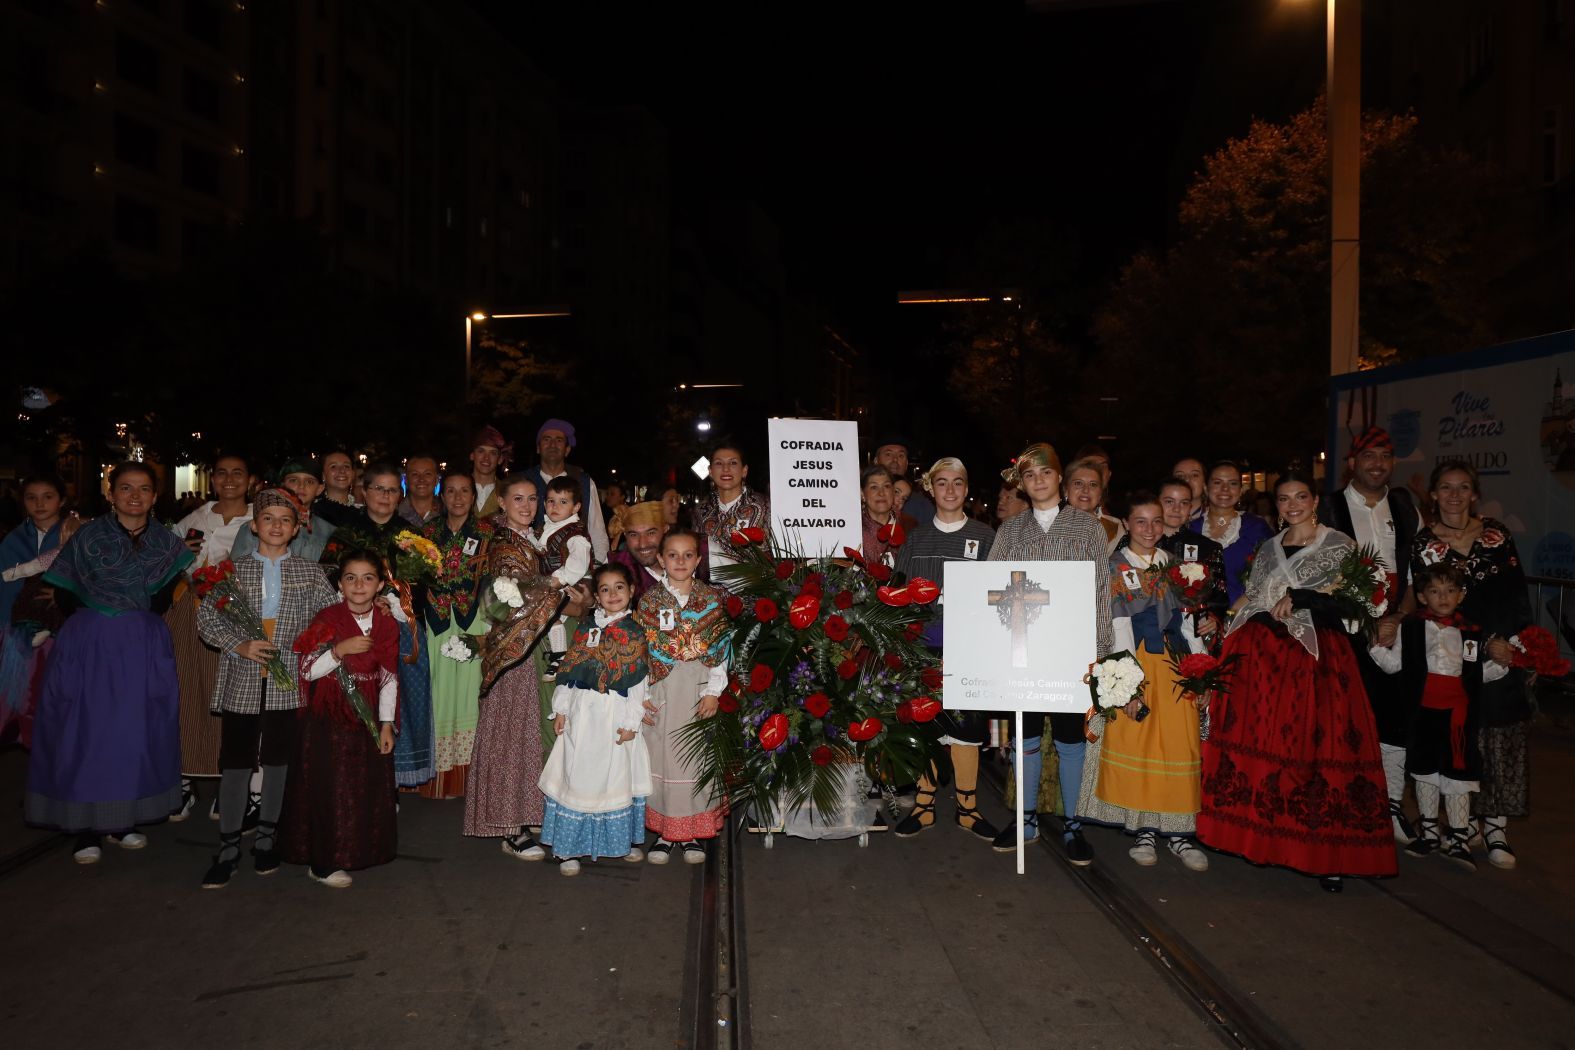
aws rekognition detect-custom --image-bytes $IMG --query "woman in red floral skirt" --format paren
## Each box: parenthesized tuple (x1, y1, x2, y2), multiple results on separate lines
(1196, 470, 1396, 893)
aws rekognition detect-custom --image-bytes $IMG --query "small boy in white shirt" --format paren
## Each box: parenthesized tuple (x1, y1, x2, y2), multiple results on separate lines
(533, 476, 594, 672)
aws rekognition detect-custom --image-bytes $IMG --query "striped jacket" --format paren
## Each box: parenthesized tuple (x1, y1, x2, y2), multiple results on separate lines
(988, 503, 1114, 659)
(197, 554, 338, 714)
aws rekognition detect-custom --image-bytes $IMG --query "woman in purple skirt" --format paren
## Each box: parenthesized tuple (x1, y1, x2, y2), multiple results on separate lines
(25, 463, 193, 864)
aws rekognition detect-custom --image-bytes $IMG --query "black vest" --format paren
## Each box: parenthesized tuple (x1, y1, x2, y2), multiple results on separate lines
(1397, 616, 1483, 706)
(1321, 486, 1419, 605)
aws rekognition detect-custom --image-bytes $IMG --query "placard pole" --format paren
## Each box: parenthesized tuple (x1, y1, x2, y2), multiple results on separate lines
(1015, 708, 1025, 876)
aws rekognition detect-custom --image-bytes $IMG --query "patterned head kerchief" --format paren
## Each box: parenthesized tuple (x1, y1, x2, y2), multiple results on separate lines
(1001, 443, 1061, 486)
(624, 501, 665, 530)
(472, 425, 514, 470)
(1349, 426, 1394, 456)
(253, 486, 307, 524)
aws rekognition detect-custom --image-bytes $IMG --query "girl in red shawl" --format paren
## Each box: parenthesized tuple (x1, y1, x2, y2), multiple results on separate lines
(280, 550, 399, 888)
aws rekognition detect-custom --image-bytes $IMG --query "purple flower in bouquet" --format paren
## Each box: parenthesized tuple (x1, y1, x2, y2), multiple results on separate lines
(788, 660, 815, 692)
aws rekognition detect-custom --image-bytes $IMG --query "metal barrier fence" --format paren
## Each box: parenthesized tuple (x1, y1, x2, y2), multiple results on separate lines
(1527, 575, 1575, 670)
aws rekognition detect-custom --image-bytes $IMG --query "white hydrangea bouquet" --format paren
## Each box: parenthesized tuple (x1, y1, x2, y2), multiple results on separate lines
(1085, 650, 1149, 722)
(440, 634, 480, 663)
(480, 576, 527, 623)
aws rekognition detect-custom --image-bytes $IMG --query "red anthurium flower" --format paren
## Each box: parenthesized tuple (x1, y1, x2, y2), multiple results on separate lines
(803, 692, 831, 718)
(718, 691, 740, 713)
(749, 664, 774, 693)
(842, 547, 865, 565)
(725, 595, 744, 618)
(883, 652, 903, 671)
(754, 598, 779, 623)
(730, 526, 766, 546)
(774, 560, 795, 580)
(837, 657, 860, 680)
(920, 665, 943, 690)
(907, 577, 940, 605)
(788, 592, 822, 630)
(833, 590, 853, 610)
(876, 522, 906, 548)
(895, 701, 914, 723)
(758, 713, 789, 750)
(811, 744, 834, 766)
(867, 563, 892, 582)
(908, 696, 941, 723)
(876, 585, 911, 607)
(847, 717, 883, 742)
(824, 615, 850, 642)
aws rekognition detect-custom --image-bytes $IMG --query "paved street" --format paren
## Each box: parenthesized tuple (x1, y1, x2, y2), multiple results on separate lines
(3, 698, 1574, 1049)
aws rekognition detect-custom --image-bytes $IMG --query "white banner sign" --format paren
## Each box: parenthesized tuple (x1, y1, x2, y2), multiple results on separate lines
(941, 561, 1096, 715)
(766, 417, 862, 557)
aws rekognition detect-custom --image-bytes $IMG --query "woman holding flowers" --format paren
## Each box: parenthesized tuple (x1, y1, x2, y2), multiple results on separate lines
(280, 550, 399, 888)
(1197, 470, 1394, 892)
(1078, 490, 1210, 871)
(26, 463, 193, 863)
(418, 471, 492, 800)
(464, 477, 563, 859)
(1408, 460, 1532, 868)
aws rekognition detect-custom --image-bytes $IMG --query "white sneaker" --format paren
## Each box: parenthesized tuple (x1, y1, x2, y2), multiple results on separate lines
(107, 832, 147, 850)
(73, 845, 102, 865)
(308, 868, 353, 888)
(1128, 831, 1157, 866)
(623, 847, 645, 863)
(681, 841, 706, 864)
(502, 835, 546, 861)
(1168, 837, 1210, 871)
(559, 858, 581, 876)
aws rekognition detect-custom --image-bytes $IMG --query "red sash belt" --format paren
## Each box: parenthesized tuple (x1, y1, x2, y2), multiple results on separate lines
(1421, 672, 1469, 768)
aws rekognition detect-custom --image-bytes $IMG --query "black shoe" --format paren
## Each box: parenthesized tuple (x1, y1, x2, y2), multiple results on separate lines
(1062, 828, 1094, 866)
(1405, 817, 1440, 859)
(992, 814, 1039, 853)
(1441, 830, 1477, 872)
(241, 791, 262, 835)
(1319, 876, 1343, 894)
(202, 833, 243, 889)
(894, 790, 936, 838)
(1388, 799, 1417, 845)
(953, 789, 999, 841)
(252, 821, 282, 876)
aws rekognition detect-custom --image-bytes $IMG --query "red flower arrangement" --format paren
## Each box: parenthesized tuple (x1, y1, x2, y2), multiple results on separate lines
(1510, 626, 1571, 679)
(754, 598, 779, 623)
(193, 560, 295, 690)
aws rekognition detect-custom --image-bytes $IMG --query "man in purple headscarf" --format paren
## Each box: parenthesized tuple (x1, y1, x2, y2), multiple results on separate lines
(523, 418, 609, 562)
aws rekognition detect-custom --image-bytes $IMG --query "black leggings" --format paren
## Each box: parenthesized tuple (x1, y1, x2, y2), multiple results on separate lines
(219, 709, 297, 769)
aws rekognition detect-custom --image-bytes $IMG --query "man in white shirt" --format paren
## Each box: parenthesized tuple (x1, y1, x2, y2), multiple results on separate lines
(470, 426, 512, 519)
(1321, 425, 1423, 843)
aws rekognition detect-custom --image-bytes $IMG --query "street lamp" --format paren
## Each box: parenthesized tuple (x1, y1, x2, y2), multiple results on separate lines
(464, 305, 572, 417)
(1326, 0, 1361, 377)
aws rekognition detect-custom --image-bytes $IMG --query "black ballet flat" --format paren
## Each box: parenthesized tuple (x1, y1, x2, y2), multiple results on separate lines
(1319, 876, 1343, 894)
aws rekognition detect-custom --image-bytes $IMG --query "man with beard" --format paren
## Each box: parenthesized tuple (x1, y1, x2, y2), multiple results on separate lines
(1320, 426, 1422, 843)
(524, 419, 610, 562)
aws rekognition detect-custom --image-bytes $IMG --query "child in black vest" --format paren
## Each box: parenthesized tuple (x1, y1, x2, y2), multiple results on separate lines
(1370, 563, 1507, 870)
(533, 476, 594, 676)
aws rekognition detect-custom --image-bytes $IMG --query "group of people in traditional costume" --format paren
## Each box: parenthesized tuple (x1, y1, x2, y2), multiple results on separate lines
(2, 418, 1546, 896)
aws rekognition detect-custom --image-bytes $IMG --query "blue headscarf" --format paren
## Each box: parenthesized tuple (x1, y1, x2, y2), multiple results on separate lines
(0, 518, 62, 625)
(43, 515, 193, 617)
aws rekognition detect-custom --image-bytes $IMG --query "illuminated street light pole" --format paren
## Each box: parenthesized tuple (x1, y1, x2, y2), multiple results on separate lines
(1327, 0, 1361, 377)
(463, 305, 572, 424)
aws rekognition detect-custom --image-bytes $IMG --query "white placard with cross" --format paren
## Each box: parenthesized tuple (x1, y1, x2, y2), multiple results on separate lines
(942, 560, 1098, 874)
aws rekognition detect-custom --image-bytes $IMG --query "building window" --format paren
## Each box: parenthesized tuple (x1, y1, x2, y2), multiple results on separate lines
(342, 201, 368, 238)
(182, 219, 218, 261)
(182, 68, 222, 122)
(1544, 107, 1562, 186)
(183, 0, 223, 49)
(315, 53, 327, 88)
(374, 151, 394, 187)
(114, 195, 160, 252)
(1547, 0, 1566, 42)
(1464, 19, 1495, 86)
(113, 111, 160, 170)
(182, 143, 222, 196)
(314, 120, 326, 157)
(115, 31, 160, 93)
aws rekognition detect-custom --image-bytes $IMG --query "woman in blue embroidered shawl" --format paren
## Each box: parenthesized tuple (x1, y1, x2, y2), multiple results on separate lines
(25, 463, 194, 864)
(0, 475, 75, 747)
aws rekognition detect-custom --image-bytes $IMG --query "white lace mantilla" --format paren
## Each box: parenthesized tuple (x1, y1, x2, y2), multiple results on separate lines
(1224, 525, 1352, 659)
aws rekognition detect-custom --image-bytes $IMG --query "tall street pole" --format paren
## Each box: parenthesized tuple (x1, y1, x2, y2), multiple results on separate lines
(1328, 0, 1361, 376)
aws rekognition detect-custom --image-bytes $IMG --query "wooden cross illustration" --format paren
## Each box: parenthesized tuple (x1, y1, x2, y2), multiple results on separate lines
(988, 571, 1049, 668)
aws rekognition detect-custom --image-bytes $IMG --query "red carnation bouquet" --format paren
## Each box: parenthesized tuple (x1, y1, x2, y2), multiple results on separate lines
(1167, 648, 1238, 699)
(292, 620, 379, 740)
(1166, 560, 1211, 609)
(192, 560, 295, 690)
(1509, 626, 1571, 680)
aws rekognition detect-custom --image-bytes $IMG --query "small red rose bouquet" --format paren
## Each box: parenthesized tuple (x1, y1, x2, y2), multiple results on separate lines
(1167, 648, 1238, 700)
(1166, 561, 1210, 608)
(192, 560, 295, 690)
(1509, 626, 1571, 680)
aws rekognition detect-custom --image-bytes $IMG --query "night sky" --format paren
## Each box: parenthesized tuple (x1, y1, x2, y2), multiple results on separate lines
(486, 0, 1330, 354)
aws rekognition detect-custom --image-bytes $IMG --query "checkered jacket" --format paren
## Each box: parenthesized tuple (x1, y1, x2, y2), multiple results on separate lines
(197, 556, 338, 714)
(988, 503, 1113, 658)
